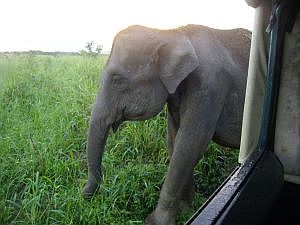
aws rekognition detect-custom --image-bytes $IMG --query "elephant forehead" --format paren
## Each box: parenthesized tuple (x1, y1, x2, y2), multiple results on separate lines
(106, 55, 152, 78)
(110, 45, 154, 72)
(114, 32, 157, 57)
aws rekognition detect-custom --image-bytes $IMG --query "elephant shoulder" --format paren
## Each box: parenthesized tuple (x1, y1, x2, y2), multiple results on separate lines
(212, 28, 251, 69)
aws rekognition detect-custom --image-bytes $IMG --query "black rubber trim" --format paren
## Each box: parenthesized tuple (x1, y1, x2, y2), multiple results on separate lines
(186, 150, 283, 225)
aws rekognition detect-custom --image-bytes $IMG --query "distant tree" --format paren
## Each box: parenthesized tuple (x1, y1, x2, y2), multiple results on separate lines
(83, 41, 102, 57)
(95, 44, 103, 55)
(85, 41, 94, 53)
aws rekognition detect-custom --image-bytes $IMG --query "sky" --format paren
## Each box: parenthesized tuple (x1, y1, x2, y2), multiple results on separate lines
(0, 0, 254, 53)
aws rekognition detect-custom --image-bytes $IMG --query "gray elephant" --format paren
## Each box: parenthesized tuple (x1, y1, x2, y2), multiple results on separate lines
(82, 24, 251, 224)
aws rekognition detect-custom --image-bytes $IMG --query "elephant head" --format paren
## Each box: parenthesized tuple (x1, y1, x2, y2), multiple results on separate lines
(82, 25, 199, 198)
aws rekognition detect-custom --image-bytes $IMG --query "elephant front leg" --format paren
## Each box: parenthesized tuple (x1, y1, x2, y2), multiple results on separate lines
(167, 110, 195, 212)
(146, 90, 226, 225)
(146, 130, 213, 225)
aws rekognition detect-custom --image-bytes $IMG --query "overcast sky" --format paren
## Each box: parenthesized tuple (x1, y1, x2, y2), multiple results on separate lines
(0, 0, 254, 53)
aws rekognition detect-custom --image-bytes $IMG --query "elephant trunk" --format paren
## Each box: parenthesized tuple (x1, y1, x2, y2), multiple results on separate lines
(82, 106, 110, 198)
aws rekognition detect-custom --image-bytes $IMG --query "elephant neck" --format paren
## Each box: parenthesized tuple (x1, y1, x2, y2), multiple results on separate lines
(167, 78, 186, 104)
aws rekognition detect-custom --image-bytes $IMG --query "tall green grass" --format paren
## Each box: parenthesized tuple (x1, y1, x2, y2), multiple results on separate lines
(0, 54, 238, 224)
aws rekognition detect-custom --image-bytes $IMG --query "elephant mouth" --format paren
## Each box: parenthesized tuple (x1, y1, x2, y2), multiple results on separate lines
(111, 109, 126, 132)
(111, 119, 122, 132)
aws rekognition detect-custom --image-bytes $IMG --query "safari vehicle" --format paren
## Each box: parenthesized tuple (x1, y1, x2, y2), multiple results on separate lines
(187, 0, 300, 224)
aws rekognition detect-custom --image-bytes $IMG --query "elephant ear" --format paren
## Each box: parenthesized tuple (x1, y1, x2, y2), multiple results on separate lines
(158, 35, 199, 94)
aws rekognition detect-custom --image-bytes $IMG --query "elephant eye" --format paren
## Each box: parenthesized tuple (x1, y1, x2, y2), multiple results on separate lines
(111, 74, 128, 90)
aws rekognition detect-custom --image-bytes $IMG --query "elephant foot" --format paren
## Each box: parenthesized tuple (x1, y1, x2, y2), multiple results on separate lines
(179, 184, 195, 212)
(175, 176, 195, 212)
(178, 198, 193, 212)
(82, 180, 99, 199)
(145, 206, 177, 225)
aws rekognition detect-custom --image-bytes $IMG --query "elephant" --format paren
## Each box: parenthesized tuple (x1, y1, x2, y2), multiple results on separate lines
(82, 24, 251, 224)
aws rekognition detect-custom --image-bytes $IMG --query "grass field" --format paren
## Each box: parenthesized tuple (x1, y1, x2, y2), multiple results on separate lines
(0, 54, 239, 224)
